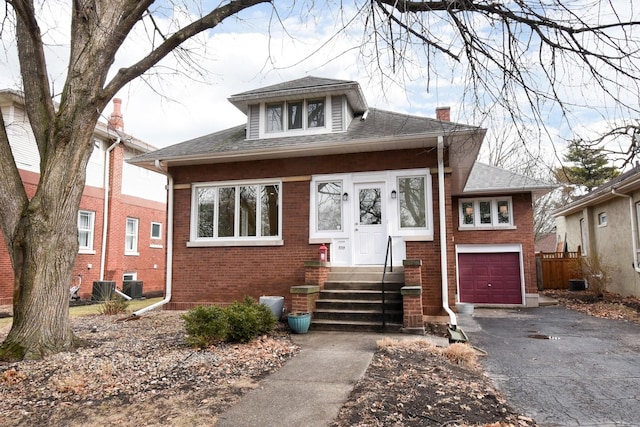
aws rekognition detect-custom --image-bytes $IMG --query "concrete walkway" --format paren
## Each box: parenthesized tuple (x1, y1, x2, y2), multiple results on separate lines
(216, 331, 447, 427)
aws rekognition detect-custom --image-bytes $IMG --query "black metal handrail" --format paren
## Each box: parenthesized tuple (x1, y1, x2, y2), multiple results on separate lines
(381, 236, 393, 330)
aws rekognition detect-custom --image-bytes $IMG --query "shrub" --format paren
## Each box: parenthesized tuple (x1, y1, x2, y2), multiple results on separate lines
(570, 253, 612, 297)
(99, 296, 129, 315)
(182, 297, 277, 347)
(181, 305, 229, 348)
(225, 297, 277, 343)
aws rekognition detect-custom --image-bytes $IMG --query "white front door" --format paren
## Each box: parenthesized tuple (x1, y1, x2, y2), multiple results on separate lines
(353, 182, 387, 265)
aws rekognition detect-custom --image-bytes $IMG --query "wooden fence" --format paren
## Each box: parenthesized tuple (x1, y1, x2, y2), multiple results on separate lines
(536, 252, 580, 290)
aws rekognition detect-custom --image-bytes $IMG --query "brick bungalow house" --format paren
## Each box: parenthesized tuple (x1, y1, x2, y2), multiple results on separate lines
(0, 90, 168, 304)
(130, 76, 553, 330)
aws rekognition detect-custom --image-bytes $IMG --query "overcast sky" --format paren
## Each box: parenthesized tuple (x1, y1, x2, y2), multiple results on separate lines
(1, 1, 638, 169)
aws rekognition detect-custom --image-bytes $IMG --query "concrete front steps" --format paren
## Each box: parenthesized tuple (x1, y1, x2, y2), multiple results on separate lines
(311, 266, 404, 333)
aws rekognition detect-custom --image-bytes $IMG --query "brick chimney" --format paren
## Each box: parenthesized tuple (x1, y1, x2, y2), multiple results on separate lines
(108, 98, 124, 132)
(435, 106, 450, 122)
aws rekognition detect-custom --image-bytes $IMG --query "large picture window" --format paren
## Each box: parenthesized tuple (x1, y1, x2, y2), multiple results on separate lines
(459, 198, 514, 228)
(192, 180, 281, 243)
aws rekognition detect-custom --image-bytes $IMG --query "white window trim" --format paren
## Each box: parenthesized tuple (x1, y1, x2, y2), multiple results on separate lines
(390, 170, 434, 239)
(78, 210, 96, 254)
(309, 169, 434, 243)
(579, 217, 587, 256)
(188, 178, 283, 247)
(597, 212, 608, 227)
(458, 197, 516, 230)
(260, 96, 330, 139)
(123, 272, 137, 281)
(151, 222, 162, 239)
(125, 218, 139, 255)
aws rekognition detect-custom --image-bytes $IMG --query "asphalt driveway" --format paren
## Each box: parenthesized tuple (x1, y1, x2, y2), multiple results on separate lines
(459, 306, 640, 427)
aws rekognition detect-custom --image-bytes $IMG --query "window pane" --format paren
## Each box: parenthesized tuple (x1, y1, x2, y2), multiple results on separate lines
(480, 201, 492, 224)
(307, 99, 325, 128)
(317, 181, 342, 231)
(261, 185, 279, 236)
(78, 211, 93, 249)
(462, 202, 474, 225)
(266, 103, 283, 132)
(398, 177, 426, 228)
(197, 188, 215, 238)
(151, 222, 162, 239)
(288, 101, 303, 129)
(218, 187, 235, 237)
(497, 200, 510, 224)
(125, 218, 138, 252)
(240, 186, 257, 237)
(359, 187, 382, 225)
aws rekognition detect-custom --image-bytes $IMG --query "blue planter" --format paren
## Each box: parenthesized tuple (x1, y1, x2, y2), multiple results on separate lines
(288, 313, 311, 334)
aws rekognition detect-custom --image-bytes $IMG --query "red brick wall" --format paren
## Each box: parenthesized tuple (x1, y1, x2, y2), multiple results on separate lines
(0, 145, 167, 304)
(451, 193, 538, 296)
(167, 149, 442, 311)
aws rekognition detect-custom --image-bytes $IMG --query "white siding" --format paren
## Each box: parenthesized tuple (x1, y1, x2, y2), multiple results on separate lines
(331, 95, 344, 132)
(85, 139, 105, 188)
(121, 150, 167, 203)
(248, 105, 259, 139)
(3, 103, 40, 173)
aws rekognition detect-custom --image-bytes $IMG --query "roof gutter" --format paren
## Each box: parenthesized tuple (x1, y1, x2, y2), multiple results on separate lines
(438, 136, 457, 328)
(133, 160, 174, 316)
(610, 189, 640, 274)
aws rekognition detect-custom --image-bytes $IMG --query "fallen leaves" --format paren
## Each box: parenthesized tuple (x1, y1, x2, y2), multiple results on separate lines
(332, 340, 533, 427)
(0, 311, 298, 426)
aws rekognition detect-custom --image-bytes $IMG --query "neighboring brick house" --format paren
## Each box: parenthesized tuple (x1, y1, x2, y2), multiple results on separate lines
(0, 90, 167, 304)
(554, 166, 640, 297)
(130, 76, 553, 329)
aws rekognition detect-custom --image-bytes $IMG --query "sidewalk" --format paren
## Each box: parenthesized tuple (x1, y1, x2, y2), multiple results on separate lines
(216, 331, 447, 427)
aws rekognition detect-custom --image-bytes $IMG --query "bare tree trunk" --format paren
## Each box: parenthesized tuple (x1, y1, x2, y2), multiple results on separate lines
(1, 121, 94, 360)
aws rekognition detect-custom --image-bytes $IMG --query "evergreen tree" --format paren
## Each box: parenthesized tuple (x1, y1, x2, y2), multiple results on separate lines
(555, 140, 621, 192)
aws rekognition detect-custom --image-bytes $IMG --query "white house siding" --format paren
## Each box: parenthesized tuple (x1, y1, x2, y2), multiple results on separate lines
(85, 139, 106, 188)
(2, 103, 40, 173)
(121, 149, 167, 203)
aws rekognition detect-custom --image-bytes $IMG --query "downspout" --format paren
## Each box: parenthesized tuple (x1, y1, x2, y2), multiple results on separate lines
(133, 159, 173, 316)
(98, 137, 131, 300)
(611, 189, 640, 273)
(438, 136, 458, 328)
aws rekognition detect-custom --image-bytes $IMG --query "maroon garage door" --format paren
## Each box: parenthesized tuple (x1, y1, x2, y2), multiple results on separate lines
(458, 252, 522, 304)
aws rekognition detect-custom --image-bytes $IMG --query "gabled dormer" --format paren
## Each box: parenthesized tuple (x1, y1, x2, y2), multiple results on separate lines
(228, 76, 368, 140)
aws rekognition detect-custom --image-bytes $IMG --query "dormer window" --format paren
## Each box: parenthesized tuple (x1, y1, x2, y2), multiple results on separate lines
(266, 98, 326, 133)
(266, 103, 283, 132)
(307, 99, 325, 128)
(288, 101, 303, 129)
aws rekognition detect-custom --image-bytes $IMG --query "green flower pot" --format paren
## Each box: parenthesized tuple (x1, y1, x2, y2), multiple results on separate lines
(288, 312, 311, 334)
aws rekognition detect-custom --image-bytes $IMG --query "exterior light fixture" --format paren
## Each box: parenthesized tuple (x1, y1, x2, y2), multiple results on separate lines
(342, 192, 348, 201)
(391, 190, 397, 199)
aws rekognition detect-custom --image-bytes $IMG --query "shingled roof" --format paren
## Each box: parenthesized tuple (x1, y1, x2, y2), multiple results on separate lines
(463, 162, 556, 197)
(129, 107, 481, 166)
